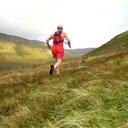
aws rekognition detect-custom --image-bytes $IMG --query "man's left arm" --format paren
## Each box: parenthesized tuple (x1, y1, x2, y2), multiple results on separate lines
(65, 34, 71, 48)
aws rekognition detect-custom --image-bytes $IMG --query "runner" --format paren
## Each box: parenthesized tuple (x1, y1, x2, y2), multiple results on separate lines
(46, 25, 71, 75)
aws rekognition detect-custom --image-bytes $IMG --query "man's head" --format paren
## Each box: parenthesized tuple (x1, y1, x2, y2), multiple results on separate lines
(57, 25, 63, 32)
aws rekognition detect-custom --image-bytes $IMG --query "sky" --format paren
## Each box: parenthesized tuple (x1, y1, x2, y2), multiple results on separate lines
(0, 0, 128, 49)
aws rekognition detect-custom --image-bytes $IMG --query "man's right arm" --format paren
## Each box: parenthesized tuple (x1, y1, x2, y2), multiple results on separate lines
(46, 35, 53, 49)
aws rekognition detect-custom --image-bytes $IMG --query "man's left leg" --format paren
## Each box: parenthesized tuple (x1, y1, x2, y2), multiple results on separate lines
(49, 58, 62, 75)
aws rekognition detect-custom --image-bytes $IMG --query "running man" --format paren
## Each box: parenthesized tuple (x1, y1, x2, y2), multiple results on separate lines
(46, 25, 71, 75)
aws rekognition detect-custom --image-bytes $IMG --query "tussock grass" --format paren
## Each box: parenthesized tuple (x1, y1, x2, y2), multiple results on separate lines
(0, 48, 128, 127)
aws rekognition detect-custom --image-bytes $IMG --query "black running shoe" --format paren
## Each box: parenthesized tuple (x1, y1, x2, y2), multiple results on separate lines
(49, 65, 54, 75)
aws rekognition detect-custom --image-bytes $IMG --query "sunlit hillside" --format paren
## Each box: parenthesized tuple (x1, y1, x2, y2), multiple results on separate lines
(0, 33, 49, 62)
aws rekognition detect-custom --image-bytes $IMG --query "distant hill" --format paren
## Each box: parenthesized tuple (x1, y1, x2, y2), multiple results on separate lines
(86, 31, 128, 56)
(0, 33, 45, 45)
(65, 48, 95, 58)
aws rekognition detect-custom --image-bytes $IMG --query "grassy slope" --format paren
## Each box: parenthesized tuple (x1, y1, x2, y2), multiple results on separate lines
(0, 41, 51, 71)
(0, 33, 51, 71)
(86, 31, 128, 56)
(0, 41, 49, 62)
(0, 31, 128, 128)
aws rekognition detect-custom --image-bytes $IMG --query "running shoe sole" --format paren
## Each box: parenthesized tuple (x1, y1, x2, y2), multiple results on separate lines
(49, 65, 54, 75)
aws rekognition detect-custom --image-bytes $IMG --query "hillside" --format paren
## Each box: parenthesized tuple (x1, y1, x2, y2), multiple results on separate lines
(0, 33, 48, 61)
(0, 33, 94, 60)
(0, 33, 94, 70)
(0, 33, 51, 71)
(86, 31, 128, 56)
(0, 31, 128, 128)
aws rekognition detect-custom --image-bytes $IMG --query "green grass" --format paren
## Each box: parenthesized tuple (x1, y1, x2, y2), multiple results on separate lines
(0, 41, 49, 61)
(0, 41, 53, 71)
(0, 51, 128, 128)
(0, 31, 128, 127)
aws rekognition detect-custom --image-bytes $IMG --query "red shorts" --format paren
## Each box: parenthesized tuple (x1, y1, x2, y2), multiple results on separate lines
(51, 44, 64, 59)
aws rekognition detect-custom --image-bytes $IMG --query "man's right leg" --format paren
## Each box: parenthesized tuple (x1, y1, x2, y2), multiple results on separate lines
(54, 58, 62, 75)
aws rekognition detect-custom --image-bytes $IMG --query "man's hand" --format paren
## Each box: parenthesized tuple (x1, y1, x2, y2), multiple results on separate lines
(46, 40, 51, 49)
(48, 45, 51, 49)
(68, 41, 71, 48)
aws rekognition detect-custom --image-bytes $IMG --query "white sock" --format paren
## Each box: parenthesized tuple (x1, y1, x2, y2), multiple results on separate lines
(54, 64, 57, 69)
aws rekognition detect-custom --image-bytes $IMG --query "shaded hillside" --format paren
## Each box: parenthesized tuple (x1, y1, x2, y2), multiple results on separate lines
(86, 31, 128, 56)
(0, 33, 45, 46)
